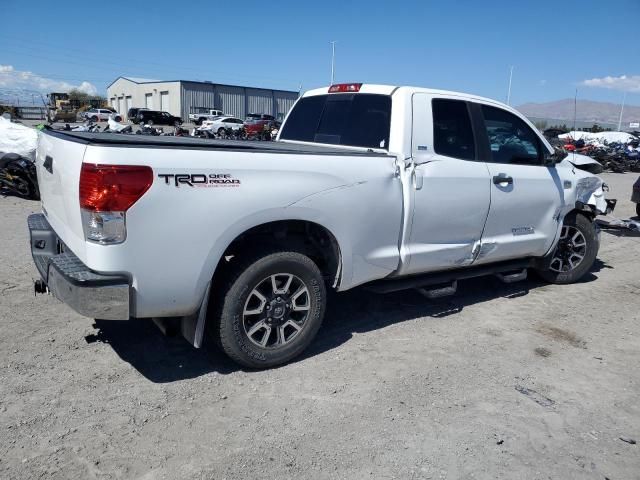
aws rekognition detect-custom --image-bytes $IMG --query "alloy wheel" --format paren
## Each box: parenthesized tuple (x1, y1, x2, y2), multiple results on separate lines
(242, 273, 311, 348)
(549, 226, 587, 273)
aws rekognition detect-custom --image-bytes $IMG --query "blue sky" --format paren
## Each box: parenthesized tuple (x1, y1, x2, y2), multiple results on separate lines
(2, 0, 639, 106)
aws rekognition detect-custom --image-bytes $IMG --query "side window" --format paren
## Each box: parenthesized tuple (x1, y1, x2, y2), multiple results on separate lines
(480, 105, 542, 165)
(432, 99, 476, 161)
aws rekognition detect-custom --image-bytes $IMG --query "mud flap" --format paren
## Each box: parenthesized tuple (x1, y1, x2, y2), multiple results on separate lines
(181, 282, 211, 348)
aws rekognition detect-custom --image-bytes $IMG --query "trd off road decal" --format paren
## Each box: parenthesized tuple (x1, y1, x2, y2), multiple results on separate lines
(158, 173, 240, 188)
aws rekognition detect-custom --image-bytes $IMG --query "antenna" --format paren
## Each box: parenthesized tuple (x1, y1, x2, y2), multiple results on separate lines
(506, 66, 514, 105)
(330, 41, 337, 85)
(617, 91, 627, 131)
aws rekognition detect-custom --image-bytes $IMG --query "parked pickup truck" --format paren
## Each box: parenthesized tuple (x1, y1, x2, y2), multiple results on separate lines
(29, 83, 612, 368)
(188, 109, 225, 125)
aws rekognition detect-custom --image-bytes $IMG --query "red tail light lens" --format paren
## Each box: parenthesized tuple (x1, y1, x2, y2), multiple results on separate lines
(80, 163, 153, 212)
(328, 83, 362, 93)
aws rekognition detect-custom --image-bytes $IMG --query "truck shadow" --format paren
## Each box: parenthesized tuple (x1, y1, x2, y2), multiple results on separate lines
(89, 262, 609, 382)
(87, 319, 239, 382)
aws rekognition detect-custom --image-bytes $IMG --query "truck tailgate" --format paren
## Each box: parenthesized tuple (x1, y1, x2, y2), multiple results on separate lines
(36, 131, 88, 262)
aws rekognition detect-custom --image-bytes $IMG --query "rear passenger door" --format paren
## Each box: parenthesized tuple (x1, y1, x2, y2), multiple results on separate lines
(398, 95, 491, 276)
(471, 103, 563, 264)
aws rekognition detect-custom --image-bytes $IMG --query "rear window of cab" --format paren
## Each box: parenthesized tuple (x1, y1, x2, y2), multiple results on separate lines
(279, 93, 391, 150)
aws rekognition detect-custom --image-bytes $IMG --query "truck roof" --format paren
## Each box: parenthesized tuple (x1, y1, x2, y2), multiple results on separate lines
(303, 83, 513, 111)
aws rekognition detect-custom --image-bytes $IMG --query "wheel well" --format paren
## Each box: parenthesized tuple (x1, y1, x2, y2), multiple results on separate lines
(213, 220, 342, 289)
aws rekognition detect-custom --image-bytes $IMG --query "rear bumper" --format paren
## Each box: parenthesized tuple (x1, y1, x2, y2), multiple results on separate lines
(28, 214, 130, 320)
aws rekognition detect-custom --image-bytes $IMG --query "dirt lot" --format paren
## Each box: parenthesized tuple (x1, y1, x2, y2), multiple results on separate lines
(1, 172, 639, 480)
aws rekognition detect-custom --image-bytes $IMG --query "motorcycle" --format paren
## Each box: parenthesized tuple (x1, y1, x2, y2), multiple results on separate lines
(136, 124, 163, 136)
(103, 115, 133, 134)
(0, 152, 39, 200)
(61, 121, 101, 132)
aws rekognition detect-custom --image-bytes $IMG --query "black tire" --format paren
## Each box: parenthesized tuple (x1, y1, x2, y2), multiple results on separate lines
(635, 203, 640, 218)
(147, 119, 154, 126)
(213, 250, 326, 369)
(8, 172, 37, 199)
(536, 213, 598, 284)
(91, 115, 98, 122)
(217, 127, 225, 136)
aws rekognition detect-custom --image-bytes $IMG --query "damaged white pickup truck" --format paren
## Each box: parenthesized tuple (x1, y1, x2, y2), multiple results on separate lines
(29, 83, 613, 368)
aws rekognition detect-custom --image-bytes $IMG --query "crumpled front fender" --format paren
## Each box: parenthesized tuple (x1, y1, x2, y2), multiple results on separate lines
(575, 177, 608, 215)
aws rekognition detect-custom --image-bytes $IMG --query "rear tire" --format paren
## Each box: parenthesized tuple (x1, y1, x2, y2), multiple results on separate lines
(212, 250, 326, 369)
(536, 213, 598, 284)
(147, 119, 154, 126)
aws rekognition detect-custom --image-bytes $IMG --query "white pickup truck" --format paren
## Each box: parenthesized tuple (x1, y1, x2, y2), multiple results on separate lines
(188, 109, 225, 125)
(29, 83, 612, 368)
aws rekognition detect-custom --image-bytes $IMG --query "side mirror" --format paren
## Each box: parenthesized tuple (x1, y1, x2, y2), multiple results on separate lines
(544, 148, 567, 166)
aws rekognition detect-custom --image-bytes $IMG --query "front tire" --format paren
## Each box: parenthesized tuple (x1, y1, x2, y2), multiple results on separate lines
(536, 213, 598, 284)
(214, 251, 326, 368)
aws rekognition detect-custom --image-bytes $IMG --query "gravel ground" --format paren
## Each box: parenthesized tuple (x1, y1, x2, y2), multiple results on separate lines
(1, 172, 639, 480)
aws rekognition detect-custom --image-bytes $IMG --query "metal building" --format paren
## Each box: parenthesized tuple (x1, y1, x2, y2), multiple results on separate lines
(106, 77, 300, 122)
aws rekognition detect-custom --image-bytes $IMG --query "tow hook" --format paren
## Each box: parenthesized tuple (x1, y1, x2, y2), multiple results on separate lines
(34, 279, 48, 295)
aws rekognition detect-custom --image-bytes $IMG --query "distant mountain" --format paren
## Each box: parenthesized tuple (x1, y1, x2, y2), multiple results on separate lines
(516, 99, 640, 127)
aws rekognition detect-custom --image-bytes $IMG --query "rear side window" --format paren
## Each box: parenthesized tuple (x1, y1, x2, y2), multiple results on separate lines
(432, 99, 476, 161)
(280, 94, 391, 149)
(480, 105, 542, 165)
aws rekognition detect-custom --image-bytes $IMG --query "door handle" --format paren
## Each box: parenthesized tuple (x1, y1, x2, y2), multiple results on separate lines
(493, 174, 513, 185)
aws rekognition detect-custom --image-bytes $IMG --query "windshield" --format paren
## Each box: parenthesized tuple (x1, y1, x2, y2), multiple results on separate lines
(279, 93, 391, 149)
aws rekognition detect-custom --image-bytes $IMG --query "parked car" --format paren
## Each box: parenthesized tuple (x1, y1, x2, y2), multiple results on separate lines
(136, 110, 182, 126)
(199, 116, 245, 135)
(83, 108, 122, 122)
(80, 108, 122, 122)
(189, 108, 225, 125)
(244, 114, 281, 138)
(127, 107, 148, 121)
(29, 82, 612, 369)
(246, 113, 276, 121)
(243, 119, 276, 139)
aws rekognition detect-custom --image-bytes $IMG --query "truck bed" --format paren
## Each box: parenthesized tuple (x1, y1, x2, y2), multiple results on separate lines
(43, 129, 389, 157)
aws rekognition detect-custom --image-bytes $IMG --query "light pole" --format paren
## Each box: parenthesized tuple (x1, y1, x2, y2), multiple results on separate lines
(617, 91, 627, 131)
(330, 41, 337, 85)
(506, 66, 514, 105)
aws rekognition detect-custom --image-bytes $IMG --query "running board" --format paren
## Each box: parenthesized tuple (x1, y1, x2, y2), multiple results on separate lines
(366, 258, 536, 294)
(418, 281, 457, 299)
(494, 269, 528, 284)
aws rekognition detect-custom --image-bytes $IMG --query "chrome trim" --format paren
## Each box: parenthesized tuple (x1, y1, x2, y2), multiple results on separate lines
(47, 265, 130, 320)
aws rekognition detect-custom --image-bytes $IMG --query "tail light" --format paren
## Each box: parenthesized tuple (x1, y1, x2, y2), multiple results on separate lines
(79, 163, 153, 244)
(328, 83, 362, 93)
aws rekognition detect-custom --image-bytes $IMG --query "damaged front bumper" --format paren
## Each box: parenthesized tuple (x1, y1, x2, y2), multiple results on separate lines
(575, 177, 615, 215)
(28, 214, 130, 320)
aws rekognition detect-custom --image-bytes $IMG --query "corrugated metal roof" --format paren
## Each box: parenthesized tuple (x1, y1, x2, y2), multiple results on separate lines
(122, 77, 160, 83)
(107, 76, 298, 94)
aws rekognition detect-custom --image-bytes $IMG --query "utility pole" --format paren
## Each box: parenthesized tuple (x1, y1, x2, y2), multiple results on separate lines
(506, 66, 514, 105)
(573, 88, 578, 133)
(330, 41, 337, 85)
(617, 91, 627, 131)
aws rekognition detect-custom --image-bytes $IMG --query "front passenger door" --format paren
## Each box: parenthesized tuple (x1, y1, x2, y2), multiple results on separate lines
(473, 104, 564, 264)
